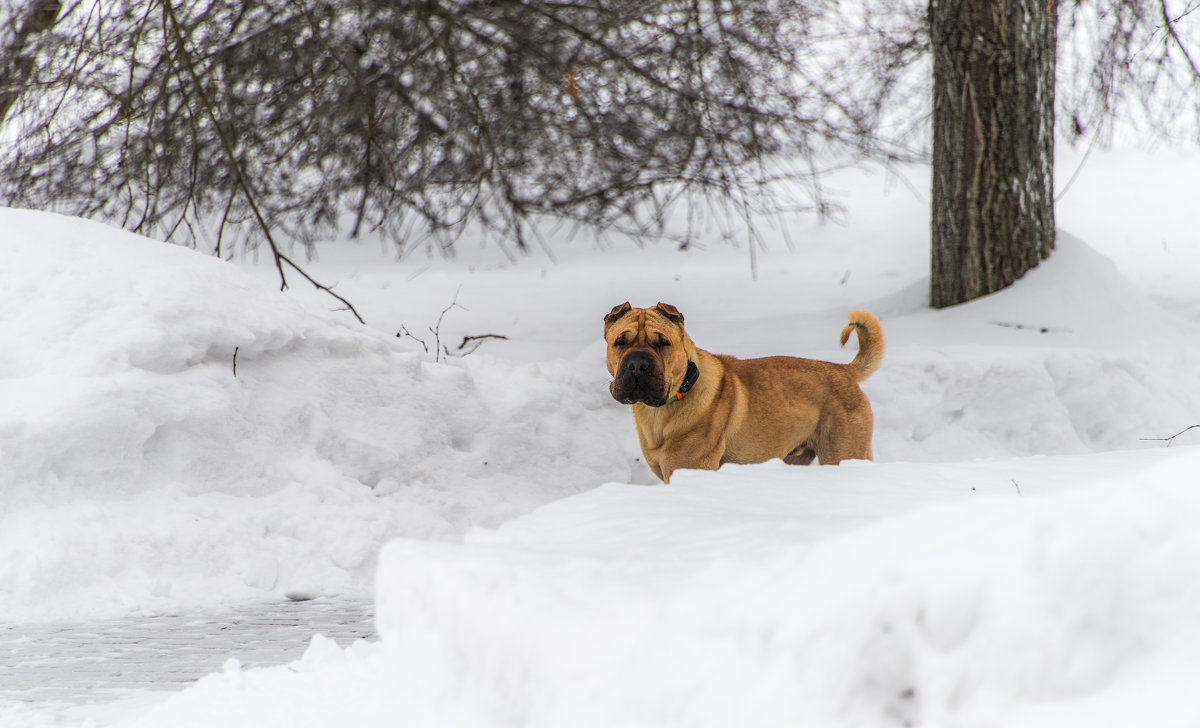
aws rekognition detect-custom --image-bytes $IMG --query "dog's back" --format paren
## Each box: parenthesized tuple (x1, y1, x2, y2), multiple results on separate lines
(716, 310, 884, 466)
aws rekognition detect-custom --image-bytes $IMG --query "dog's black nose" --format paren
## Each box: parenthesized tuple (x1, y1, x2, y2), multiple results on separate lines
(623, 351, 653, 375)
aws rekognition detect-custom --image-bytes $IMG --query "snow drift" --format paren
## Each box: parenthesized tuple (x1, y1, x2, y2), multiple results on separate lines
(111, 451, 1200, 728)
(369, 451, 1200, 728)
(0, 208, 636, 621)
(6, 145, 1200, 727)
(5, 204, 1200, 624)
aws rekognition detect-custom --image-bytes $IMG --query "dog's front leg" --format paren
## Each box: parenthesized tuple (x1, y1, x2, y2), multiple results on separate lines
(647, 460, 666, 483)
(656, 444, 725, 484)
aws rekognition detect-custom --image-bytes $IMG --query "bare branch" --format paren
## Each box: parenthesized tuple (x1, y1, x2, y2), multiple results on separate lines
(1, 0, 906, 258)
(160, 0, 365, 324)
(396, 325, 429, 354)
(989, 321, 1073, 334)
(1161, 0, 1200, 79)
(1140, 424, 1200, 447)
(455, 333, 510, 357)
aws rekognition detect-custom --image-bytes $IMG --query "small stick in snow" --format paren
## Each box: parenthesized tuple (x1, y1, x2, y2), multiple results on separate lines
(989, 320, 1073, 334)
(1139, 424, 1200, 447)
(456, 333, 509, 356)
(397, 288, 504, 361)
(1012, 479, 1021, 495)
(429, 292, 466, 362)
(233, 346, 239, 378)
(396, 325, 429, 354)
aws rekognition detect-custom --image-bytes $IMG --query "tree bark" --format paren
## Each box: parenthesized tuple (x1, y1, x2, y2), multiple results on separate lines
(929, 0, 1056, 309)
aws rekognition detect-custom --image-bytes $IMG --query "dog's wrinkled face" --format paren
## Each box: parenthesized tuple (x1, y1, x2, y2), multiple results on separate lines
(603, 302, 691, 407)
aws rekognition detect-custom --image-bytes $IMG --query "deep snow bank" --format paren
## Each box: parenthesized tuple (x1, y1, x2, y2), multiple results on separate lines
(111, 449, 1200, 728)
(368, 451, 1200, 727)
(275, 217, 1200, 463)
(5, 206, 1200, 623)
(0, 209, 638, 621)
(867, 232, 1200, 460)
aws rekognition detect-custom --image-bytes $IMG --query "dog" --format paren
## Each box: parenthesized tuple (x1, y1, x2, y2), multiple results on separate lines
(604, 302, 884, 483)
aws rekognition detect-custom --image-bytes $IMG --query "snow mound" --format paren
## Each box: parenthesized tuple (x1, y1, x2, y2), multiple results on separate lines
(883, 232, 1179, 347)
(864, 233, 1200, 460)
(9, 147, 1200, 726)
(368, 451, 1200, 727)
(113, 449, 1200, 727)
(0, 209, 637, 621)
(4, 207, 1198, 624)
(0, 209, 355, 377)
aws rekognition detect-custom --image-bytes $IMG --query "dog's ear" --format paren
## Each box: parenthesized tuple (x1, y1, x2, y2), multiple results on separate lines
(604, 302, 633, 330)
(654, 302, 684, 326)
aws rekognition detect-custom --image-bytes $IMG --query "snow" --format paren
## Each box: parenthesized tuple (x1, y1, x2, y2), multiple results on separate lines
(4, 145, 1200, 726)
(0, 209, 634, 623)
(370, 452, 1200, 728)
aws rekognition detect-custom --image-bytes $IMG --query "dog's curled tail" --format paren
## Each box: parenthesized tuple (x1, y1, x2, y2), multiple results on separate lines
(839, 310, 885, 381)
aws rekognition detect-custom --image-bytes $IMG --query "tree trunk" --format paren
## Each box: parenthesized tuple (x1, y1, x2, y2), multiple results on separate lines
(929, 0, 1056, 309)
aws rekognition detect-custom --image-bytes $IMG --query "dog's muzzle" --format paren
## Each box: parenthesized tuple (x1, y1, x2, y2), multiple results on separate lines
(610, 350, 668, 406)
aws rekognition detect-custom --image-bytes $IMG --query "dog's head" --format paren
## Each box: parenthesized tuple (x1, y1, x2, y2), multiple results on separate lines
(603, 302, 693, 407)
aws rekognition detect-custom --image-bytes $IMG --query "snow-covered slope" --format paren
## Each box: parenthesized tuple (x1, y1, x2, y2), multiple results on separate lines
(373, 450, 1200, 728)
(111, 450, 1200, 728)
(0, 209, 637, 621)
(4, 146, 1200, 726)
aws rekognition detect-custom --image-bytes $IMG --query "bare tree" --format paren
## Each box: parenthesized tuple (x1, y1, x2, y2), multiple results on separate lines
(1058, 0, 1200, 144)
(0, 0, 908, 266)
(5, 0, 1197, 300)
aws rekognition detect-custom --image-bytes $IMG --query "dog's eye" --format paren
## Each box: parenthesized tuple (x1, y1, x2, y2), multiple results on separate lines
(653, 337, 670, 348)
(614, 336, 628, 347)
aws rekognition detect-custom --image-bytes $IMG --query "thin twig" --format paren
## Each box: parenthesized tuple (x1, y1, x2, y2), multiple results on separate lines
(232, 346, 239, 377)
(1055, 130, 1100, 202)
(429, 290, 466, 362)
(275, 249, 365, 324)
(990, 320, 1073, 334)
(1140, 424, 1200, 447)
(397, 288, 468, 362)
(1161, 0, 1200, 80)
(396, 325, 428, 353)
(456, 333, 509, 356)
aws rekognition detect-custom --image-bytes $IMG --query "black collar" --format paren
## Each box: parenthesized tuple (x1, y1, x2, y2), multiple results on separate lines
(665, 360, 700, 405)
(679, 360, 699, 396)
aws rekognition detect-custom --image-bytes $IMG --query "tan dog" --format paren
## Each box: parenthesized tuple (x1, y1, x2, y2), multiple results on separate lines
(604, 302, 884, 483)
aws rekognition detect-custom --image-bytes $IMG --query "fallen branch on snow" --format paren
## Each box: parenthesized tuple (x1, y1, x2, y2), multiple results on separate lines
(1140, 424, 1200, 447)
(456, 334, 509, 356)
(989, 320, 1073, 334)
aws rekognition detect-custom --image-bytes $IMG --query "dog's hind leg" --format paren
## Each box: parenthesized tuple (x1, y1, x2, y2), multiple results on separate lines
(783, 442, 817, 466)
(814, 415, 873, 464)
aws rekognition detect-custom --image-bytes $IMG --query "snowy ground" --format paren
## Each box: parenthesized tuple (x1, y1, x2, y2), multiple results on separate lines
(3, 146, 1200, 726)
